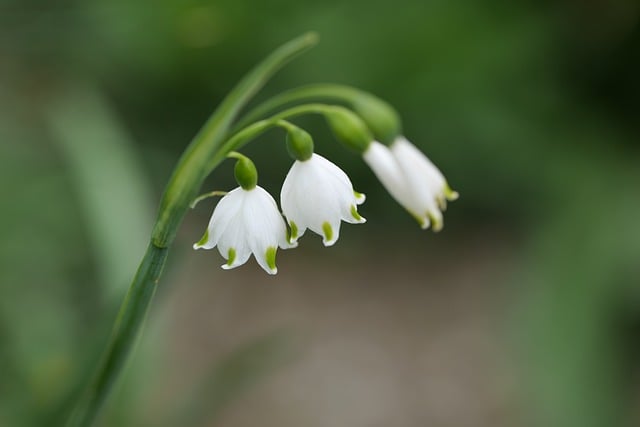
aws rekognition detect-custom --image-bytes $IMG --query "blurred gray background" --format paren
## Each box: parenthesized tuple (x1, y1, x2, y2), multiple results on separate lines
(1, 0, 639, 426)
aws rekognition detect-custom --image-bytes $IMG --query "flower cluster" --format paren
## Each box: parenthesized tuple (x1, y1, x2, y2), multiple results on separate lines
(193, 97, 457, 274)
(194, 146, 365, 275)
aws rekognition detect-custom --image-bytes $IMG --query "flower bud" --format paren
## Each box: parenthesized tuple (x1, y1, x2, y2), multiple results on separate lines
(350, 94, 402, 145)
(325, 107, 373, 153)
(233, 154, 258, 190)
(285, 125, 314, 161)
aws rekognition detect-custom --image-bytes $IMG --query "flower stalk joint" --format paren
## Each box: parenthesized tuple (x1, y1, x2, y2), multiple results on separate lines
(283, 122, 314, 161)
(325, 107, 373, 154)
(229, 152, 258, 190)
(350, 93, 402, 145)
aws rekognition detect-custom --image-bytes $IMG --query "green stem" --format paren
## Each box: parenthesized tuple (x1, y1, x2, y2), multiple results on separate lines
(206, 103, 340, 173)
(65, 243, 167, 426)
(235, 83, 402, 144)
(65, 32, 317, 427)
(190, 191, 228, 209)
(233, 84, 361, 131)
(152, 33, 318, 248)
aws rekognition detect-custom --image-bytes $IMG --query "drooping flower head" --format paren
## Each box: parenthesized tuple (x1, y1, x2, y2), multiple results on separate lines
(281, 153, 365, 246)
(193, 154, 291, 274)
(279, 124, 366, 246)
(390, 136, 459, 214)
(364, 137, 458, 231)
(325, 97, 458, 231)
(192, 90, 458, 276)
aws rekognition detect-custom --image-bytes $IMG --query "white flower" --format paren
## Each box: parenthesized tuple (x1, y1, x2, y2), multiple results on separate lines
(193, 186, 291, 274)
(363, 136, 458, 231)
(281, 153, 366, 246)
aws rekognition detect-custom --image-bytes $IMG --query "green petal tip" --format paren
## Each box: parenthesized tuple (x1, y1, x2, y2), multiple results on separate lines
(350, 205, 364, 221)
(226, 247, 237, 266)
(266, 246, 277, 272)
(322, 221, 334, 244)
(194, 229, 209, 248)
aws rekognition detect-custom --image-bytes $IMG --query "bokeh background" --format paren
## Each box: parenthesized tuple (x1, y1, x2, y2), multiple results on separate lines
(1, 0, 639, 426)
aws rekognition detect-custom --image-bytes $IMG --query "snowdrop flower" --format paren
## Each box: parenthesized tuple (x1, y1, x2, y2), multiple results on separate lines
(279, 122, 365, 246)
(326, 90, 458, 231)
(363, 137, 458, 231)
(193, 154, 290, 275)
(391, 136, 458, 210)
(281, 153, 366, 246)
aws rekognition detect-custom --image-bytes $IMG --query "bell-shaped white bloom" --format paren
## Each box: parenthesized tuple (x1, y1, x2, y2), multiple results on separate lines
(193, 186, 291, 275)
(281, 153, 366, 247)
(363, 137, 458, 231)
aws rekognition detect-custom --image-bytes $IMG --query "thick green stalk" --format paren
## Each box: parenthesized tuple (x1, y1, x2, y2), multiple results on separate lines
(65, 33, 317, 427)
(152, 32, 318, 248)
(65, 243, 167, 426)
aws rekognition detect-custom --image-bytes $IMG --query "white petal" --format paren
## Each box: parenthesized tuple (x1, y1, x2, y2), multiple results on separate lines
(390, 137, 448, 229)
(254, 247, 279, 275)
(280, 159, 300, 210)
(281, 153, 365, 245)
(243, 187, 288, 274)
(282, 159, 338, 231)
(193, 187, 243, 250)
(313, 154, 354, 194)
(216, 199, 251, 267)
(220, 247, 251, 270)
(391, 136, 446, 194)
(392, 136, 458, 203)
(321, 220, 341, 247)
(363, 141, 415, 212)
(208, 188, 245, 247)
(342, 203, 367, 224)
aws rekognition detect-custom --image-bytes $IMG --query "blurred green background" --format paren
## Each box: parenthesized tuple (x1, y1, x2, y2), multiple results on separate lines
(1, 0, 639, 426)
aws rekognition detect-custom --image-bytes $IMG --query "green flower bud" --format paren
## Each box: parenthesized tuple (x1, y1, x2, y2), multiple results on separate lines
(325, 107, 373, 154)
(231, 153, 258, 190)
(350, 94, 402, 145)
(285, 125, 314, 161)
